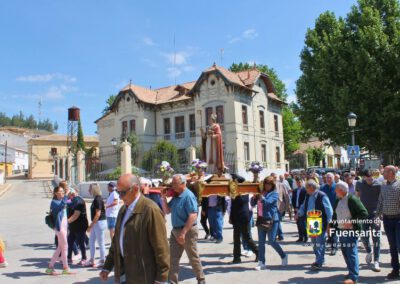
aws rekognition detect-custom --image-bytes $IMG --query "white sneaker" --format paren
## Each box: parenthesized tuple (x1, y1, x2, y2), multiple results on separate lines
(282, 255, 288, 266)
(246, 250, 254, 258)
(365, 252, 372, 265)
(254, 261, 266, 271)
(242, 250, 249, 257)
(372, 261, 381, 272)
(0, 261, 8, 268)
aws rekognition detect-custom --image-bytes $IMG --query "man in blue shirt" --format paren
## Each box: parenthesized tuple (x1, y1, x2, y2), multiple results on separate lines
(320, 173, 338, 255)
(297, 179, 333, 270)
(161, 174, 206, 284)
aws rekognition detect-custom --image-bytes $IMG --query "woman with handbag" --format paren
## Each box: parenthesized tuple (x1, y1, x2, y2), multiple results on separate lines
(46, 186, 76, 275)
(251, 176, 288, 271)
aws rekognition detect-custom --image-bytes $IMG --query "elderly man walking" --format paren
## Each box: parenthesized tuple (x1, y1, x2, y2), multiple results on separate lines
(100, 174, 170, 284)
(320, 173, 338, 256)
(161, 174, 206, 284)
(376, 165, 400, 280)
(297, 179, 333, 271)
(333, 182, 368, 284)
(356, 170, 382, 272)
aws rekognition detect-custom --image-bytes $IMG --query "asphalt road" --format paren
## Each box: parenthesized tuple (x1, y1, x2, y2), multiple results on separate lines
(0, 179, 395, 283)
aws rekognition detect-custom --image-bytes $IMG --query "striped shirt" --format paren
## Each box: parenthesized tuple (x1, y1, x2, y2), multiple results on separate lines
(376, 180, 400, 217)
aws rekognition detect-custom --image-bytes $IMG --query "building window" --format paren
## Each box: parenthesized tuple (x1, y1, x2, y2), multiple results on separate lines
(259, 110, 265, 134)
(189, 114, 196, 137)
(276, 146, 281, 163)
(274, 115, 279, 136)
(261, 144, 267, 162)
(244, 142, 250, 162)
(121, 121, 128, 138)
(129, 119, 136, 134)
(164, 118, 170, 140)
(175, 116, 185, 139)
(205, 107, 213, 126)
(242, 105, 248, 131)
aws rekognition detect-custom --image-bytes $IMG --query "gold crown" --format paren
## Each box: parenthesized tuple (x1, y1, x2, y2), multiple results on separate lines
(307, 210, 322, 218)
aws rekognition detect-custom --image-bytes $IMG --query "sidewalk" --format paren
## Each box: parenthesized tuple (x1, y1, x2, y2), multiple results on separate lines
(0, 183, 12, 197)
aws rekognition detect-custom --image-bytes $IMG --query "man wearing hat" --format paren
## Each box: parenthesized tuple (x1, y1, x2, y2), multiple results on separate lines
(105, 181, 120, 240)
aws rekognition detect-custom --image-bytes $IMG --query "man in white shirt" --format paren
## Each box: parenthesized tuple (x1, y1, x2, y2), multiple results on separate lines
(105, 182, 120, 240)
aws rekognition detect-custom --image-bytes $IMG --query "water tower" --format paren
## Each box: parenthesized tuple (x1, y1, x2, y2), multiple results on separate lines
(67, 106, 80, 153)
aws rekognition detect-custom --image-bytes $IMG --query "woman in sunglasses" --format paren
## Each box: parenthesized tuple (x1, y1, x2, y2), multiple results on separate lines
(251, 176, 288, 271)
(83, 183, 107, 268)
(46, 186, 75, 275)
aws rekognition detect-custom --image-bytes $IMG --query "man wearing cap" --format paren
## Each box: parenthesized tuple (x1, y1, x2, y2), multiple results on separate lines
(105, 181, 120, 240)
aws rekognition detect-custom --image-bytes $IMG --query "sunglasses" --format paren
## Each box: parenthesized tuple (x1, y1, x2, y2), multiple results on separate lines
(117, 187, 132, 197)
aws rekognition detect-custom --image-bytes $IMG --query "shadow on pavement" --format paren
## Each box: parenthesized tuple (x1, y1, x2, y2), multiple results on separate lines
(22, 243, 55, 251)
(74, 275, 115, 284)
(2, 271, 44, 279)
(20, 257, 49, 269)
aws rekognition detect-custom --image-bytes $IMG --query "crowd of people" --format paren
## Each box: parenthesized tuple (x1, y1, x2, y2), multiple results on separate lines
(39, 164, 400, 284)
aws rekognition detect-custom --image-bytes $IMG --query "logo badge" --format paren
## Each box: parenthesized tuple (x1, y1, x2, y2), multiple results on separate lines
(307, 210, 323, 237)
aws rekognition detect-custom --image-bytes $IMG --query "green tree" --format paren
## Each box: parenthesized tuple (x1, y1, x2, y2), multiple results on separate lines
(306, 147, 325, 166)
(76, 119, 85, 152)
(229, 63, 303, 155)
(141, 141, 179, 174)
(296, 0, 400, 161)
(230, 63, 288, 101)
(103, 94, 117, 114)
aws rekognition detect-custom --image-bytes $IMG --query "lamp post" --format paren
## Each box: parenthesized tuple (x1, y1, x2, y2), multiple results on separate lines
(110, 137, 118, 148)
(347, 112, 357, 170)
(110, 137, 119, 168)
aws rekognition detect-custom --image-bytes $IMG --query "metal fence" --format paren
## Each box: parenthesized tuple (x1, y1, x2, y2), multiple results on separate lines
(85, 150, 119, 181)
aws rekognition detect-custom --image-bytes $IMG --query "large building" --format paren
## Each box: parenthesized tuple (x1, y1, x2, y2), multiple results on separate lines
(95, 64, 287, 173)
(28, 134, 99, 179)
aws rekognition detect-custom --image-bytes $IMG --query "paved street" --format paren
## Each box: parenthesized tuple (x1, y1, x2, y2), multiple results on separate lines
(0, 179, 395, 283)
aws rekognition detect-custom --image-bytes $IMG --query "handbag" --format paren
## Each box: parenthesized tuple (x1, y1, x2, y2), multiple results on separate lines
(256, 216, 274, 232)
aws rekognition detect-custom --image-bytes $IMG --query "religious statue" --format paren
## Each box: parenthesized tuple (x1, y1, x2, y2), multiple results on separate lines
(200, 113, 225, 175)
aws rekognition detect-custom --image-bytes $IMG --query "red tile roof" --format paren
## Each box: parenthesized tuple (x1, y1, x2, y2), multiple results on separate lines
(105, 64, 284, 117)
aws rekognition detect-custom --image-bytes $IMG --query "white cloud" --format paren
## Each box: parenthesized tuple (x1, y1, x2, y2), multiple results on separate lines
(167, 67, 182, 78)
(161, 51, 189, 66)
(143, 36, 155, 46)
(141, 58, 158, 68)
(16, 73, 77, 83)
(44, 85, 78, 100)
(242, 29, 258, 40)
(228, 28, 259, 44)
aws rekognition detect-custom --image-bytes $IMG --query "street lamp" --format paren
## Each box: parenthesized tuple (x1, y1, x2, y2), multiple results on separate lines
(347, 112, 357, 170)
(110, 137, 118, 148)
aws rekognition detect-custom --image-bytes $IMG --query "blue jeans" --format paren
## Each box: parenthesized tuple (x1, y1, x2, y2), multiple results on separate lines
(340, 235, 359, 281)
(257, 221, 286, 264)
(208, 207, 223, 240)
(89, 219, 107, 261)
(311, 230, 326, 265)
(242, 212, 254, 251)
(383, 217, 400, 271)
(107, 217, 117, 230)
(277, 211, 283, 238)
(361, 215, 381, 262)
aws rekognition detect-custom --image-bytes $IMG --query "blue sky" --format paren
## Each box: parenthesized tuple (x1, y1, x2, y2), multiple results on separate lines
(0, 0, 357, 135)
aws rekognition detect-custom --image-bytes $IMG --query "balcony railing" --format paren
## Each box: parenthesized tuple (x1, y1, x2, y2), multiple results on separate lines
(175, 132, 185, 139)
(243, 124, 249, 132)
(261, 128, 266, 135)
(275, 131, 279, 138)
(164, 134, 171, 140)
(189, 130, 196, 138)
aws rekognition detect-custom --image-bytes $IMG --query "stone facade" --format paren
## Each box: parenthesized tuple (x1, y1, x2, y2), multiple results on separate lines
(95, 64, 286, 173)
